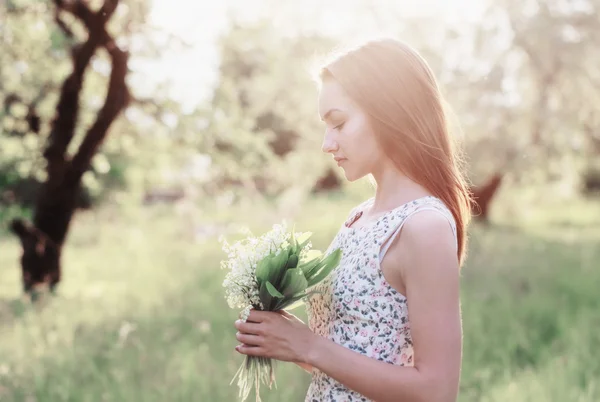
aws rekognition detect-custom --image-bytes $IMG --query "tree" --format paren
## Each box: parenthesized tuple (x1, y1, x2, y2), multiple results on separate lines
(464, 0, 600, 188)
(205, 20, 341, 200)
(8, 0, 130, 296)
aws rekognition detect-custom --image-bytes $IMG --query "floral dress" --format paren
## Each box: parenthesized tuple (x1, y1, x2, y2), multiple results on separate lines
(305, 196, 457, 402)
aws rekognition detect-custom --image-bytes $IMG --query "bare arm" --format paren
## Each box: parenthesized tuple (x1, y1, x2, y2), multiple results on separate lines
(304, 210, 463, 402)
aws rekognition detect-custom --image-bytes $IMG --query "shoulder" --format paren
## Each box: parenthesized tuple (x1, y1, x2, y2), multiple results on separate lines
(387, 208, 459, 280)
(401, 207, 457, 256)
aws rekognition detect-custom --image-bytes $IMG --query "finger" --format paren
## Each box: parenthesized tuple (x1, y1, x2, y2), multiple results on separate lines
(234, 320, 262, 334)
(236, 331, 264, 346)
(246, 309, 272, 323)
(236, 344, 267, 357)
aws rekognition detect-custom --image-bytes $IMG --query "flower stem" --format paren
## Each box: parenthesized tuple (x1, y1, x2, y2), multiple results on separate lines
(231, 355, 276, 402)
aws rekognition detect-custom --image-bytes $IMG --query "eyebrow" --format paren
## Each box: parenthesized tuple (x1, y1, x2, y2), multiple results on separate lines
(320, 108, 343, 122)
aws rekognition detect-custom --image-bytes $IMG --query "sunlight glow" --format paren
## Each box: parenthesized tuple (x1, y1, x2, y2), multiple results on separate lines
(137, 0, 485, 110)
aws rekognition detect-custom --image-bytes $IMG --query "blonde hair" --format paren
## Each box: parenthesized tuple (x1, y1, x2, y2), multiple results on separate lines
(318, 38, 472, 266)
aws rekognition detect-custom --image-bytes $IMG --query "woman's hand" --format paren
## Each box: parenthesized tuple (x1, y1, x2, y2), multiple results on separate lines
(234, 309, 317, 365)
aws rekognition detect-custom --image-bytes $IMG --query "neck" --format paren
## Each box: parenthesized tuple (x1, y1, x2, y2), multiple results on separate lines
(369, 162, 431, 215)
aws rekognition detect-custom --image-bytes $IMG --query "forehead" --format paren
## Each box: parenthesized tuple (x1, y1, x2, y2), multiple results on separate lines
(318, 80, 354, 118)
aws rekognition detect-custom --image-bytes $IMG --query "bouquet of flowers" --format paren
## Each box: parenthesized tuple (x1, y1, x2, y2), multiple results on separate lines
(220, 222, 342, 402)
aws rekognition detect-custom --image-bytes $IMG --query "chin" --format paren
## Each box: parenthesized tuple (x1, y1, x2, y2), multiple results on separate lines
(342, 167, 369, 182)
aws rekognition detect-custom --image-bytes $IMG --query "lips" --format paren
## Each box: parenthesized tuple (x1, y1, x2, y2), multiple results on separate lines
(334, 157, 347, 166)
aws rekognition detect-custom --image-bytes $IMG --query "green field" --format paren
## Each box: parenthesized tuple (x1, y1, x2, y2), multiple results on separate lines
(1, 193, 599, 402)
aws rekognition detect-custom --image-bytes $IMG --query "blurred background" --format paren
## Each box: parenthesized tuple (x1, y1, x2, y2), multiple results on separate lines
(1, 0, 599, 401)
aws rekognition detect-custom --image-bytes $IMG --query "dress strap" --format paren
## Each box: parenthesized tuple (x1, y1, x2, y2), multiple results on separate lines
(378, 197, 457, 261)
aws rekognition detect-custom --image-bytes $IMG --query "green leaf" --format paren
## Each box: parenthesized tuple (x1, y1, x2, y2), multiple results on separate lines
(286, 254, 299, 269)
(306, 249, 342, 287)
(278, 298, 305, 311)
(280, 268, 308, 298)
(306, 264, 336, 287)
(259, 280, 273, 310)
(302, 249, 322, 261)
(266, 281, 284, 298)
(290, 225, 298, 254)
(272, 250, 289, 270)
(297, 253, 321, 276)
(255, 257, 271, 284)
(305, 248, 342, 280)
(257, 254, 282, 287)
(296, 232, 312, 252)
(296, 232, 312, 246)
(272, 290, 322, 311)
(273, 294, 306, 311)
(266, 250, 288, 288)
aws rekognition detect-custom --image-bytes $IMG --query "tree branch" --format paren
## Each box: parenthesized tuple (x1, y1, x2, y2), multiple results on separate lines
(59, 0, 129, 184)
(68, 44, 129, 184)
(54, 8, 75, 39)
(43, 1, 102, 173)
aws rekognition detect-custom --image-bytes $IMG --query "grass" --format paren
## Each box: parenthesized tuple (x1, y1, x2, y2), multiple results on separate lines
(0, 191, 599, 401)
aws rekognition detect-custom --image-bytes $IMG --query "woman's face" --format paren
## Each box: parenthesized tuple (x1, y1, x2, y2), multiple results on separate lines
(318, 79, 384, 182)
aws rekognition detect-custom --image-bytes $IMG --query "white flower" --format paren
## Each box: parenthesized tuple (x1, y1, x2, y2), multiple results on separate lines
(220, 222, 293, 315)
(240, 305, 252, 322)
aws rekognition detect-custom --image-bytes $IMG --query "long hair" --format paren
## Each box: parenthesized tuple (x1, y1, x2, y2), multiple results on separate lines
(319, 38, 472, 266)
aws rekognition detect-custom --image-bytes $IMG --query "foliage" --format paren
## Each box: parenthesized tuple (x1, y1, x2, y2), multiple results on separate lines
(0, 0, 192, 219)
(443, 0, 600, 186)
(0, 193, 598, 401)
(3, 0, 600, 219)
(203, 21, 340, 200)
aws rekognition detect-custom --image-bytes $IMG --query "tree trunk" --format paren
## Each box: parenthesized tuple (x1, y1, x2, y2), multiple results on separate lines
(10, 172, 80, 292)
(10, 0, 129, 296)
(470, 172, 504, 223)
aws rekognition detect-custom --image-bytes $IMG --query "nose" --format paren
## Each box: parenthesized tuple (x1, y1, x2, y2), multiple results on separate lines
(321, 131, 339, 154)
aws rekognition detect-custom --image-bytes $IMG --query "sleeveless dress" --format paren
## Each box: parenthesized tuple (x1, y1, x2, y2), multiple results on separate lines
(304, 195, 457, 402)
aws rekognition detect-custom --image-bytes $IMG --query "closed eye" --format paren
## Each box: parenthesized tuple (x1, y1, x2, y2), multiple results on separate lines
(334, 122, 345, 130)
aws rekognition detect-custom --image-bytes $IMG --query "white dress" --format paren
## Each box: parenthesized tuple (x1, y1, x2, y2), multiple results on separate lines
(305, 196, 457, 401)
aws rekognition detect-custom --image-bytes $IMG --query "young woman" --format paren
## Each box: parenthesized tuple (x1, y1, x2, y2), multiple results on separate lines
(233, 37, 472, 402)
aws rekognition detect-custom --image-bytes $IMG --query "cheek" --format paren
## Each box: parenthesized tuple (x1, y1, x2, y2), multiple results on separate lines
(344, 123, 378, 157)
(366, 138, 382, 160)
(343, 121, 367, 146)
